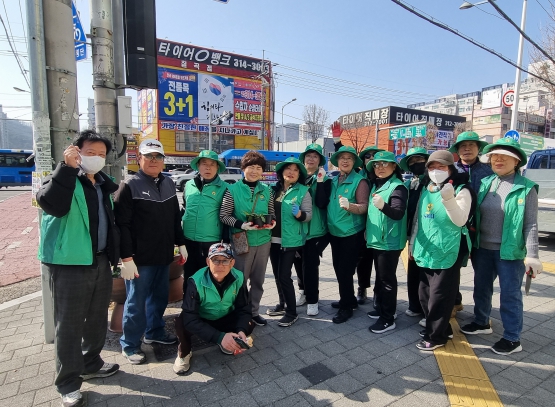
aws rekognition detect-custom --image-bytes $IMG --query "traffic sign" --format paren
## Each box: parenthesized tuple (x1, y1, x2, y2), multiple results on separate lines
(72, 1, 86, 61)
(503, 90, 515, 107)
(504, 130, 520, 143)
(389, 124, 426, 140)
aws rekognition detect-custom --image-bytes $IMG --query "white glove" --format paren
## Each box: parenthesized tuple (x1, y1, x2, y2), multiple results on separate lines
(440, 183, 455, 201)
(317, 167, 326, 183)
(339, 195, 350, 210)
(121, 259, 138, 280)
(525, 257, 543, 277)
(372, 194, 385, 210)
(410, 177, 420, 190)
(178, 245, 188, 263)
(241, 222, 258, 231)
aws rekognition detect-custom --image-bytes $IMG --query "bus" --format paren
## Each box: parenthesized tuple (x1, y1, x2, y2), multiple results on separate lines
(0, 149, 35, 188)
(219, 149, 304, 184)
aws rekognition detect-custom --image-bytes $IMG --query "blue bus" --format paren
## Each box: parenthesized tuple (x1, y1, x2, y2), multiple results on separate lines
(0, 149, 35, 188)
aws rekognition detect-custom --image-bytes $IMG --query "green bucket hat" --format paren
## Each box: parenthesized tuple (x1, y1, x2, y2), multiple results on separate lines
(366, 151, 397, 172)
(358, 145, 384, 162)
(399, 147, 430, 172)
(299, 143, 326, 167)
(448, 131, 489, 153)
(330, 146, 363, 169)
(481, 137, 528, 168)
(275, 157, 308, 179)
(190, 150, 226, 173)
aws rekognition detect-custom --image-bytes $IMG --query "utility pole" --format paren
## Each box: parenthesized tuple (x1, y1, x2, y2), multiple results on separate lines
(90, 0, 122, 182)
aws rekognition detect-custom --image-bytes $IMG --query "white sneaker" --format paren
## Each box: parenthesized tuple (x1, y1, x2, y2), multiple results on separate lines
(61, 390, 84, 407)
(405, 309, 422, 317)
(307, 303, 319, 316)
(419, 318, 426, 327)
(173, 351, 192, 374)
(296, 290, 306, 306)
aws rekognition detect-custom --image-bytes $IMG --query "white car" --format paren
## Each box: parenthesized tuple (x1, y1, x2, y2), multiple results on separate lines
(172, 167, 243, 191)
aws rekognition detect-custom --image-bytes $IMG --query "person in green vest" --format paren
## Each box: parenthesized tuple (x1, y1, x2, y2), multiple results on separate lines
(36, 131, 120, 407)
(219, 151, 275, 327)
(398, 147, 429, 321)
(326, 146, 369, 324)
(460, 138, 542, 356)
(410, 150, 475, 351)
(173, 243, 254, 374)
(182, 150, 228, 280)
(266, 157, 312, 326)
(365, 151, 408, 334)
(292, 144, 330, 316)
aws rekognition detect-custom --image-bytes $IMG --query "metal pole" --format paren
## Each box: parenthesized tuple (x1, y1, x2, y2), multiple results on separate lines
(261, 50, 265, 150)
(111, 0, 126, 183)
(27, 0, 54, 344)
(510, 0, 528, 131)
(90, 0, 119, 180)
(281, 105, 285, 152)
(374, 122, 379, 147)
(208, 104, 212, 151)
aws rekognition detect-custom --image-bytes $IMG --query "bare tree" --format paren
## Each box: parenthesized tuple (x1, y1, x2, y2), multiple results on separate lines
(341, 122, 374, 153)
(303, 104, 329, 143)
(453, 121, 470, 138)
(529, 3, 555, 104)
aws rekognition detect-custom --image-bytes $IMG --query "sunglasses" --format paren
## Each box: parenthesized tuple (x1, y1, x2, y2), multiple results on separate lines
(143, 153, 164, 162)
(364, 153, 374, 160)
(372, 162, 390, 168)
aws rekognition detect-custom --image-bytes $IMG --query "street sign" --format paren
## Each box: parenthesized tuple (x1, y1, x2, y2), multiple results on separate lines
(389, 124, 426, 140)
(520, 133, 545, 156)
(213, 0, 230, 3)
(502, 90, 515, 107)
(504, 130, 520, 143)
(72, 1, 86, 61)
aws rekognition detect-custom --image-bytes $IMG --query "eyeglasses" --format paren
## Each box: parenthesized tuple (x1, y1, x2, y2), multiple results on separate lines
(364, 153, 374, 160)
(372, 162, 390, 168)
(143, 153, 164, 162)
(210, 258, 232, 266)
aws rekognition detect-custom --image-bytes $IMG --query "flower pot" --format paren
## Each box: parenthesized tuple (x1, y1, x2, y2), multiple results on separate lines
(263, 214, 273, 225)
(168, 276, 184, 303)
(252, 217, 265, 228)
(169, 255, 183, 280)
(110, 278, 127, 304)
(109, 303, 124, 333)
(247, 214, 256, 224)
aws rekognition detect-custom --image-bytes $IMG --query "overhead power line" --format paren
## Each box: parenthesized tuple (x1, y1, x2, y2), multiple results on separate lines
(0, 12, 29, 88)
(390, 0, 555, 88)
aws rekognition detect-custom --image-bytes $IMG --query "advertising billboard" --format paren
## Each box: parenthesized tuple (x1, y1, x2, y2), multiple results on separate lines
(481, 88, 502, 109)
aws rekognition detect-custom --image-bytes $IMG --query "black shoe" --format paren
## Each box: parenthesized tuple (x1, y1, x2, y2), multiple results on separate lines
(369, 320, 396, 334)
(356, 287, 367, 305)
(80, 362, 119, 380)
(252, 315, 267, 326)
(277, 315, 299, 327)
(266, 304, 286, 316)
(460, 322, 492, 335)
(332, 308, 353, 324)
(331, 301, 357, 309)
(491, 338, 522, 355)
(367, 310, 380, 319)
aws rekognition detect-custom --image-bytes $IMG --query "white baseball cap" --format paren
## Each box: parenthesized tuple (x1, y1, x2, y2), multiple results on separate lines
(139, 139, 165, 156)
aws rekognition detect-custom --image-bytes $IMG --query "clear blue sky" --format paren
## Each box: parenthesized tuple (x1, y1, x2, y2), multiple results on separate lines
(0, 0, 550, 130)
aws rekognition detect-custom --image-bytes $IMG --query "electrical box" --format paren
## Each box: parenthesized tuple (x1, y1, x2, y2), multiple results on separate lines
(117, 96, 133, 135)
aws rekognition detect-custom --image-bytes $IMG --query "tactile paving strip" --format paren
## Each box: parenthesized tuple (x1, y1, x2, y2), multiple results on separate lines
(434, 319, 503, 407)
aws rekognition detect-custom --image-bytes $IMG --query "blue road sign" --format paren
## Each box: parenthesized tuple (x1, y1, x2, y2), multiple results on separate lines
(72, 1, 86, 61)
(504, 130, 520, 143)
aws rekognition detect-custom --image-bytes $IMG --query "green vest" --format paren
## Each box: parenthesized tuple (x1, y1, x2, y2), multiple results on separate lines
(366, 178, 407, 250)
(183, 177, 227, 242)
(230, 181, 271, 247)
(327, 170, 366, 237)
(279, 183, 310, 248)
(38, 179, 94, 265)
(191, 267, 244, 320)
(413, 185, 470, 269)
(476, 173, 538, 260)
(306, 175, 328, 239)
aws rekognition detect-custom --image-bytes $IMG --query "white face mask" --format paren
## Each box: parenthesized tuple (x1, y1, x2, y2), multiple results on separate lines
(428, 169, 449, 185)
(79, 154, 105, 174)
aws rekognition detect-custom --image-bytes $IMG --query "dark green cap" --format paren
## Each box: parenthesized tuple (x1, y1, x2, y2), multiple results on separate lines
(190, 150, 226, 173)
(275, 157, 308, 179)
(299, 143, 326, 167)
(330, 146, 363, 168)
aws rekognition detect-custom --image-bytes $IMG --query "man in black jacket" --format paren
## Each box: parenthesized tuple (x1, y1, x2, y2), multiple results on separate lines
(115, 139, 188, 365)
(36, 130, 120, 407)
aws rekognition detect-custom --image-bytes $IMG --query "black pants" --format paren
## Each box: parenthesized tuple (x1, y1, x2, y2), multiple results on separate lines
(294, 234, 330, 304)
(356, 245, 373, 290)
(175, 311, 255, 357)
(329, 231, 363, 310)
(183, 239, 218, 280)
(407, 258, 424, 314)
(269, 243, 298, 318)
(419, 238, 468, 345)
(373, 249, 402, 324)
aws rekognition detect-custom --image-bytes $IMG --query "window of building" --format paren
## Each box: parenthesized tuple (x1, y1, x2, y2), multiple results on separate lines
(175, 131, 235, 153)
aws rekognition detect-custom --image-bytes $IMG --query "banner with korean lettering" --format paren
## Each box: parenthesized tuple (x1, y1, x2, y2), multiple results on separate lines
(158, 67, 199, 122)
(234, 78, 262, 128)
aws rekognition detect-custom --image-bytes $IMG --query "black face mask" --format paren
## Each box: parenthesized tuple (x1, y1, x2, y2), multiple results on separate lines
(408, 162, 426, 176)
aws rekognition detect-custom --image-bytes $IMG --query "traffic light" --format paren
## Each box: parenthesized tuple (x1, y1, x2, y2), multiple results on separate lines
(122, 0, 157, 89)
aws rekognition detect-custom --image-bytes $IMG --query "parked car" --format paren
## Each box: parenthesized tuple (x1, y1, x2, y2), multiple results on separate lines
(172, 167, 243, 191)
(525, 149, 555, 233)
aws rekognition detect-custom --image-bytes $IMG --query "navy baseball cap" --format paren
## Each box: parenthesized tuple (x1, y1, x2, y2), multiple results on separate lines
(208, 243, 233, 259)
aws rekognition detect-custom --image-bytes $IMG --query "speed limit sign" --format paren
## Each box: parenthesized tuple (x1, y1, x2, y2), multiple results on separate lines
(503, 90, 515, 107)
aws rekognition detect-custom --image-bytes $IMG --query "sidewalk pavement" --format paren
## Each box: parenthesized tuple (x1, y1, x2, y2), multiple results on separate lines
(1, 233, 555, 406)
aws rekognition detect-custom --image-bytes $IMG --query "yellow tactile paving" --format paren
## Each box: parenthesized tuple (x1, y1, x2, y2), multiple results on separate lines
(434, 319, 503, 407)
(543, 262, 555, 274)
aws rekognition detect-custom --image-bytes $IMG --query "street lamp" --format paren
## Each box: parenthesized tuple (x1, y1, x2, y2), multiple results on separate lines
(280, 98, 296, 151)
(460, 0, 526, 131)
(13, 87, 30, 93)
(208, 107, 233, 151)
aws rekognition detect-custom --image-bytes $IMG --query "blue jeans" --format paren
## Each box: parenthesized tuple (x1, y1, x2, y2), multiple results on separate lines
(120, 265, 170, 353)
(472, 248, 526, 342)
